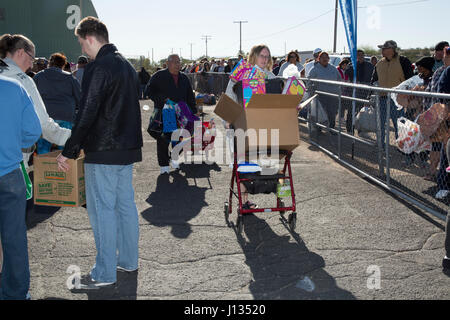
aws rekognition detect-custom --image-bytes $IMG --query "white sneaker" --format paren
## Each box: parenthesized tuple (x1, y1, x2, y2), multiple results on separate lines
(160, 166, 170, 174)
(170, 160, 180, 170)
(117, 266, 138, 273)
(435, 190, 449, 199)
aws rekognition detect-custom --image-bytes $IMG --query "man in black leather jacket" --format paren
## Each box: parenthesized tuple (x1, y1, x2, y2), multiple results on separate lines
(147, 54, 197, 174)
(56, 16, 143, 289)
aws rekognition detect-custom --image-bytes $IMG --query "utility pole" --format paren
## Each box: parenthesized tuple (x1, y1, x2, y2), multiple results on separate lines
(233, 20, 248, 54)
(152, 48, 154, 63)
(333, 0, 338, 53)
(189, 43, 194, 61)
(201, 35, 212, 59)
(180, 48, 182, 58)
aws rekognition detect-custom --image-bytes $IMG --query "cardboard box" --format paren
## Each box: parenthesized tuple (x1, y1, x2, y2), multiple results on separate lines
(33, 151, 86, 207)
(214, 94, 302, 153)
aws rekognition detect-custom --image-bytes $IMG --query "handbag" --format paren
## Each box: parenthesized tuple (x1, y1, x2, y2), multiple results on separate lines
(147, 107, 163, 139)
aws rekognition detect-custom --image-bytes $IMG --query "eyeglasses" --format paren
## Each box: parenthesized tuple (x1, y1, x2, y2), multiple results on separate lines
(258, 54, 270, 61)
(24, 50, 35, 61)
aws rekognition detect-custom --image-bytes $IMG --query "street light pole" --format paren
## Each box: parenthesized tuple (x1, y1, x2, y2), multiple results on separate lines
(233, 20, 248, 54)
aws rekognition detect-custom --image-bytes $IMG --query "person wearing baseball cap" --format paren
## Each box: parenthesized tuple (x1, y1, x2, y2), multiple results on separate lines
(371, 40, 414, 148)
(74, 55, 89, 85)
(304, 48, 322, 76)
(433, 41, 449, 72)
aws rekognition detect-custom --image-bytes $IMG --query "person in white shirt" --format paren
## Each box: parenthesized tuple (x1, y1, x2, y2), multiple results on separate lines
(0, 34, 71, 166)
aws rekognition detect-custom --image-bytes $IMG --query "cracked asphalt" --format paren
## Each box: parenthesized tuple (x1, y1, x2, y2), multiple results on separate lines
(23, 101, 450, 300)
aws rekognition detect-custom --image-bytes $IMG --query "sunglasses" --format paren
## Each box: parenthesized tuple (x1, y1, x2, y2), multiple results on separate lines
(288, 55, 296, 59)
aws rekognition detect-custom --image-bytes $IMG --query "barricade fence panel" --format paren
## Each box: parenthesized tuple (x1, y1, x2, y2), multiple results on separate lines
(185, 72, 449, 217)
(300, 78, 449, 218)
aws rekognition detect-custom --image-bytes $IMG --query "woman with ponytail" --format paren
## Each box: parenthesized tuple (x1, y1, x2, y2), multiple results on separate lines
(0, 34, 71, 165)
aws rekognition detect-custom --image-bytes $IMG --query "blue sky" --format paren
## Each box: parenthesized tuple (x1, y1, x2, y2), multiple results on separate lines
(90, 0, 449, 62)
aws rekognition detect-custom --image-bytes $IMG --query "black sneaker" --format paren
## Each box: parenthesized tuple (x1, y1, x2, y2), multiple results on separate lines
(76, 274, 116, 290)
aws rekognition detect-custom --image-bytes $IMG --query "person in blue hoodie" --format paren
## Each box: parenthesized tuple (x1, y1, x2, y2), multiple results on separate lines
(0, 75, 42, 300)
(33, 52, 81, 154)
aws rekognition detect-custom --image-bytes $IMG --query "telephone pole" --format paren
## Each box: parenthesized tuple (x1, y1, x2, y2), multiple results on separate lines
(201, 35, 212, 59)
(233, 20, 248, 54)
(189, 43, 194, 61)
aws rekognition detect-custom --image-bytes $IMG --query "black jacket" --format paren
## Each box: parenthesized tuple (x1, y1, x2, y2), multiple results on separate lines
(34, 67, 81, 122)
(62, 44, 143, 165)
(147, 69, 197, 114)
(345, 61, 374, 84)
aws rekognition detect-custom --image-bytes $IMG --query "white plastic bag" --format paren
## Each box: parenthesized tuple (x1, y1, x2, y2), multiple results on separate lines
(391, 75, 424, 111)
(282, 64, 301, 79)
(396, 117, 422, 154)
(308, 98, 329, 126)
(355, 106, 377, 133)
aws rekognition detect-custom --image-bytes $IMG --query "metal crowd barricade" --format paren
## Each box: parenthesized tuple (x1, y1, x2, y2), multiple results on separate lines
(299, 77, 450, 220)
(185, 71, 229, 97)
(185, 72, 449, 219)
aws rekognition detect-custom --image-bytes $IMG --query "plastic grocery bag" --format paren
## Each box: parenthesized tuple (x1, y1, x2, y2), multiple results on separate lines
(396, 117, 422, 154)
(20, 160, 32, 200)
(355, 106, 377, 133)
(391, 75, 424, 111)
(308, 98, 329, 126)
(162, 101, 178, 133)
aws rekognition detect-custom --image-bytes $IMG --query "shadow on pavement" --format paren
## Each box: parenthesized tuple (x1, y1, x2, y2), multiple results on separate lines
(141, 170, 208, 238)
(232, 214, 356, 300)
(69, 271, 138, 300)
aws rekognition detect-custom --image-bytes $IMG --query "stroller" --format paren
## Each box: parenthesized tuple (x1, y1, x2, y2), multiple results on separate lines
(224, 147, 298, 234)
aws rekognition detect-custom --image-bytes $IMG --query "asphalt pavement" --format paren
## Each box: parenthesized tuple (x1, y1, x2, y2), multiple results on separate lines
(23, 101, 450, 300)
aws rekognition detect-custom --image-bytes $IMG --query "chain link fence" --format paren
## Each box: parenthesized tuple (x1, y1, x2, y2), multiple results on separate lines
(185, 72, 450, 220)
(185, 72, 229, 97)
(300, 78, 449, 220)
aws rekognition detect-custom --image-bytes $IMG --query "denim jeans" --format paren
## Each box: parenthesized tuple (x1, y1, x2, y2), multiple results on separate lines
(84, 163, 139, 283)
(379, 96, 404, 148)
(0, 168, 29, 300)
(37, 120, 73, 154)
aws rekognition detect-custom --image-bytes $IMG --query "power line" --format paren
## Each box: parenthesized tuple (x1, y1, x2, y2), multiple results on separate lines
(358, 0, 430, 8)
(201, 35, 212, 58)
(245, 9, 334, 42)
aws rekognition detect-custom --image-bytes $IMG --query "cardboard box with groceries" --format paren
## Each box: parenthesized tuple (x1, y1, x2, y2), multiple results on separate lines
(33, 151, 86, 207)
(214, 93, 302, 153)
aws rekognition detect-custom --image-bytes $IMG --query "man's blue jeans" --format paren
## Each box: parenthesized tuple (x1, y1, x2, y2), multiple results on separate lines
(0, 168, 29, 300)
(379, 96, 404, 148)
(84, 163, 139, 283)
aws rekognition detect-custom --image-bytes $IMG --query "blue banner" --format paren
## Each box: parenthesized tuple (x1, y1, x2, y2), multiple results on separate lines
(339, 0, 357, 82)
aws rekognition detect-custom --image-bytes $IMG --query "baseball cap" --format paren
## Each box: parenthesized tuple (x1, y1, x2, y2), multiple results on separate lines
(415, 56, 435, 72)
(313, 48, 322, 55)
(77, 55, 88, 64)
(435, 41, 449, 51)
(35, 57, 48, 65)
(377, 40, 397, 49)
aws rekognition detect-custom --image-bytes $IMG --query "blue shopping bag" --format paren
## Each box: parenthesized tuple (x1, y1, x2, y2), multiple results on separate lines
(162, 101, 178, 133)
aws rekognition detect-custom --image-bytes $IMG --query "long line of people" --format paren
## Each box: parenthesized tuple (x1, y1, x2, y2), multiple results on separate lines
(0, 23, 449, 300)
